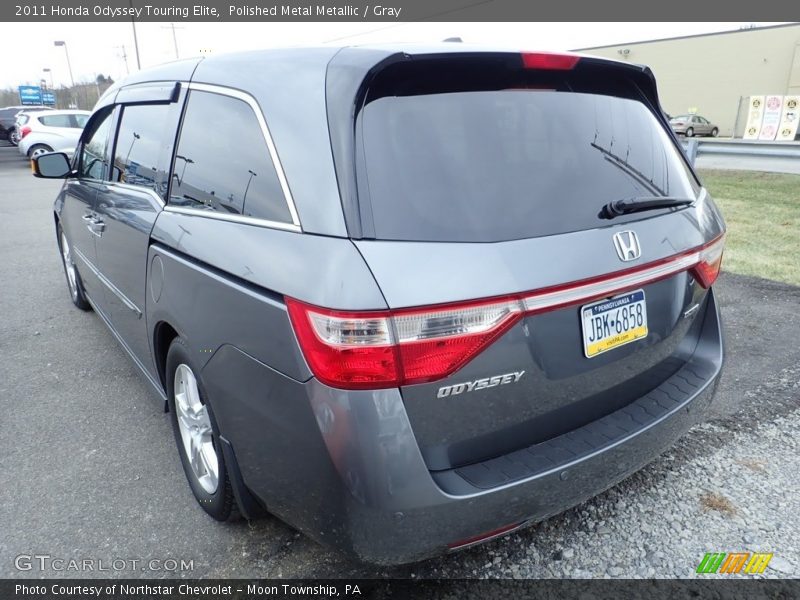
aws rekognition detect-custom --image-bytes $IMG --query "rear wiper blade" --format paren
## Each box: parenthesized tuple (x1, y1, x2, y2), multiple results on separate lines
(600, 196, 694, 219)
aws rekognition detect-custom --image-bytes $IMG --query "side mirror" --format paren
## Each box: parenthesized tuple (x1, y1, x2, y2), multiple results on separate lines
(32, 152, 73, 179)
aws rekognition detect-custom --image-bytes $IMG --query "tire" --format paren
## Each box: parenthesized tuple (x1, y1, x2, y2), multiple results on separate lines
(28, 144, 53, 159)
(166, 337, 239, 522)
(57, 223, 91, 311)
(685, 127, 694, 138)
(9, 131, 18, 146)
(711, 128, 719, 137)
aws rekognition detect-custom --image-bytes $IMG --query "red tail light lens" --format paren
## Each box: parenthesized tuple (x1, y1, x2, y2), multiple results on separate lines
(286, 297, 522, 389)
(287, 234, 725, 390)
(691, 234, 726, 288)
(20, 126, 31, 139)
(447, 521, 524, 551)
(521, 52, 581, 71)
(393, 299, 522, 384)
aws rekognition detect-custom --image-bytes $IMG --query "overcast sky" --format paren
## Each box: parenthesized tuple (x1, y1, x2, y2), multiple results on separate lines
(1, 22, 788, 88)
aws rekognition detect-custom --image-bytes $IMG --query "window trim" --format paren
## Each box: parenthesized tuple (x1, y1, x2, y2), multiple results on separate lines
(163, 82, 301, 233)
(77, 106, 118, 182)
(110, 99, 182, 207)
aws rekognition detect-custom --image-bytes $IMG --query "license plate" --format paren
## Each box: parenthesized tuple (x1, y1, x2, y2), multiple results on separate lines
(581, 289, 648, 358)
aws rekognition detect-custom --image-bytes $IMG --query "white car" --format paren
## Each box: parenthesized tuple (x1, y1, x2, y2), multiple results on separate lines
(18, 109, 90, 159)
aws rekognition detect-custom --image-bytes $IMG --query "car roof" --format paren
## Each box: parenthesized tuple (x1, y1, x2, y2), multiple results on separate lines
(97, 44, 665, 238)
(26, 109, 90, 116)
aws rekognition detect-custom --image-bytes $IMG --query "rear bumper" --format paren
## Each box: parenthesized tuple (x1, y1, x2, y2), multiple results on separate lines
(205, 289, 723, 565)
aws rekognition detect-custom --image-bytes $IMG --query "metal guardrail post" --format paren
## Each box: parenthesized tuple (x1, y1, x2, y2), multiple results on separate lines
(685, 139, 699, 166)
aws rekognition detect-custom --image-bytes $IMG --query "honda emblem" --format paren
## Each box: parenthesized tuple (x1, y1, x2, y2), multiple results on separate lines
(613, 231, 641, 262)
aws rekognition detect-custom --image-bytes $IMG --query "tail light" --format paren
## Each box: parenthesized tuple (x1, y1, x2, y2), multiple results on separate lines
(521, 52, 580, 71)
(20, 126, 31, 139)
(286, 297, 522, 389)
(287, 234, 725, 390)
(691, 234, 725, 288)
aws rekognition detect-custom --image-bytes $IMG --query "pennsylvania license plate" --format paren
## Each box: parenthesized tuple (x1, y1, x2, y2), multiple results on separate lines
(581, 289, 648, 358)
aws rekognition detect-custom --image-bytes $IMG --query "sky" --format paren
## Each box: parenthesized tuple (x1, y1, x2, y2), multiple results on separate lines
(0, 22, 788, 89)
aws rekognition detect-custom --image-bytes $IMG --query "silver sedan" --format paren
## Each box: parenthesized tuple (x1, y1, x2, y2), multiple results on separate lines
(670, 114, 719, 137)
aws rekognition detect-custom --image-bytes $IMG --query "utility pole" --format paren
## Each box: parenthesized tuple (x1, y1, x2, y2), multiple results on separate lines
(117, 45, 130, 74)
(161, 23, 183, 59)
(130, 0, 141, 69)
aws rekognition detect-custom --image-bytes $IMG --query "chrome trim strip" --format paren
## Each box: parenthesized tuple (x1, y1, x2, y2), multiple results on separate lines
(683, 303, 701, 319)
(72, 246, 143, 318)
(163, 205, 301, 232)
(523, 252, 700, 313)
(186, 82, 302, 229)
(106, 182, 166, 207)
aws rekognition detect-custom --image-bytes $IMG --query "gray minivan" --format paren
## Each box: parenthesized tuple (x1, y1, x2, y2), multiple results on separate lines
(33, 45, 725, 565)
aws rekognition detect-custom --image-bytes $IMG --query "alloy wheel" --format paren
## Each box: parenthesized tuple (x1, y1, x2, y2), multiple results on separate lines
(60, 232, 79, 301)
(173, 364, 219, 494)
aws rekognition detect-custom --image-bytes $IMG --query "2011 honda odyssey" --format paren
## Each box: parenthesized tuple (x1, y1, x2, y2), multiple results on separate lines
(33, 45, 725, 565)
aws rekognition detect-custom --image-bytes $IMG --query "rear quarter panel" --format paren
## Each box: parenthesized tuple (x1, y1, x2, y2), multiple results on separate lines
(147, 210, 388, 384)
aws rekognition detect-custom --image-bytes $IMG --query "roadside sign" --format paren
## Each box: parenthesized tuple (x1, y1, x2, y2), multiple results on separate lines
(743, 96, 765, 140)
(18, 85, 42, 105)
(42, 91, 56, 106)
(758, 95, 783, 140)
(776, 96, 799, 141)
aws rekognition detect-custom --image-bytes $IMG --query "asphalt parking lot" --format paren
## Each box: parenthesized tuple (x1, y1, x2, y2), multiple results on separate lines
(1, 142, 799, 579)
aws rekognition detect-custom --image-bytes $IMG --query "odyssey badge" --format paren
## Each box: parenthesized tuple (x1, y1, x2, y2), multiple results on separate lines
(437, 371, 525, 398)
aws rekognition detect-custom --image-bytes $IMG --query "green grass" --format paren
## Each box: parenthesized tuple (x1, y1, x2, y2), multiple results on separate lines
(696, 169, 800, 286)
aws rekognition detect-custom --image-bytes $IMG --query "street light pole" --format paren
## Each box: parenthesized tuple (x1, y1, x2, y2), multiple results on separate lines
(53, 41, 75, 87)
(243, 169, 257, 203)
(43, 68, 54, 90)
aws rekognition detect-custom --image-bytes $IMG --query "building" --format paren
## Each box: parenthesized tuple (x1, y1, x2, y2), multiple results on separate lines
(575, 23, 800, 137)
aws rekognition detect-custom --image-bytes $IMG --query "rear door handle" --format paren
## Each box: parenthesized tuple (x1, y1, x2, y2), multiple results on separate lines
(87, 218, 105, 237)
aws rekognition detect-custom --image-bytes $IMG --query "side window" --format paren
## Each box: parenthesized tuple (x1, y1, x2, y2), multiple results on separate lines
(40, 114, 73, 128)
(113, 103, 173, 194)
(71, 114, 89, 128)
(170, 90, 292, 223)
(79, 109, 114, 180)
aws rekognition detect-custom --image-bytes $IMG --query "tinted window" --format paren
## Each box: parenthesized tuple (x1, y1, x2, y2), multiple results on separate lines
(113, 103, 173, 194)
(79, 110, 113, 180)
(360, 90, 699, 242)
(170, 90, 291, 223)
(73, 114, 89, 128)
(40, 114, 73, 128)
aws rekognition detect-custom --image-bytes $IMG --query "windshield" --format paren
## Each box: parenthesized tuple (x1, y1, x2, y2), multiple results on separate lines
(359, 89, 699, 243)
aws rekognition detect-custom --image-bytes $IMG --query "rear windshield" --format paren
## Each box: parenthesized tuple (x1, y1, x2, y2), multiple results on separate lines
(357, 69, 699, 242)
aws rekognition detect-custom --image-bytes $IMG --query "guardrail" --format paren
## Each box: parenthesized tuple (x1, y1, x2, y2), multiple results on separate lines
(681, 138, 800, 165)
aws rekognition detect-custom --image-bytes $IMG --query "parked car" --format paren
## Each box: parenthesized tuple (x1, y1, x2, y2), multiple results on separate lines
(670, 114, 719, 137)
(33, 46, 726, 565)
(1, 106, 31, 142)
(17, 109, 89, 158)
(3, 106, 54, 141)
(9, 107, 56, 145)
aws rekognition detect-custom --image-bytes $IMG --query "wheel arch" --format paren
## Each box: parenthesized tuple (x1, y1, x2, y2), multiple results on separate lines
(153, 320, 180, 410)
